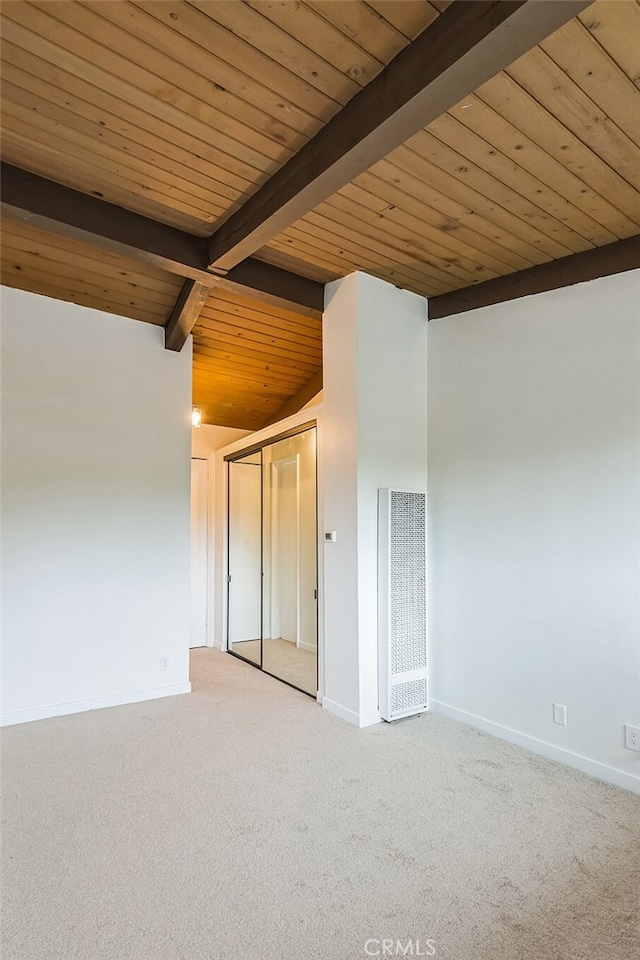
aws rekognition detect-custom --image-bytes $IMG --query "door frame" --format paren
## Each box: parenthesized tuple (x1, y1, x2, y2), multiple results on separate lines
(226, 450, 263, 669)
(190, 456, 210, 649)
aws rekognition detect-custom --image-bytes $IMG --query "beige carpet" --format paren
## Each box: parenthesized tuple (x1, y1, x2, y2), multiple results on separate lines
(232, 637, 317, 694)
(2, 649, 639, 960)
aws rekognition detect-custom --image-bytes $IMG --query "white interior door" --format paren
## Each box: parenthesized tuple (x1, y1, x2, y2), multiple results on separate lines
(190, 458, 209, 648)
(297, 435, 317, 652)
(261, 428, 318, 694)
(272, 456, 300, 644)
(228, 456, 262, 650)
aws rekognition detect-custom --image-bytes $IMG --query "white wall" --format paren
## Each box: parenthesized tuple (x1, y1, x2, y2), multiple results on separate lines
(428, 269, 640, 793)
(323, 273, 429, 726)
(191, 424, 249, 460)
(1, 287, 193, 725)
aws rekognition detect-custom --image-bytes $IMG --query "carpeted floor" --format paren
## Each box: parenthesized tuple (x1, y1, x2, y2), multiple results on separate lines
(2, 648, 639, 960)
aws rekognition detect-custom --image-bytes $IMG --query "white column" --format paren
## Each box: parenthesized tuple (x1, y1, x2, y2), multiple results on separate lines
(322, 273, 428, 726)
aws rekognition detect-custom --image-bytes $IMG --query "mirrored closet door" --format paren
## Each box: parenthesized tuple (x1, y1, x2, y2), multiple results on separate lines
(228, 451, 262, 667)
(227, 426, 318, 697)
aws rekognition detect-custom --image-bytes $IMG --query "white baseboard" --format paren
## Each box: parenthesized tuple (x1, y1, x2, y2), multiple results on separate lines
(359, 708, 383, 728)
(430, 699, 640, 796)
(297, 640, 317, 653)
(322, 697, 381, 728)
(322, 697, 359, 725)
(1, 681, 192, 728)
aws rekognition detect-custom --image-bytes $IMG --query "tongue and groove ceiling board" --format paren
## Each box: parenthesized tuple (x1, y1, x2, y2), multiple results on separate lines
(192, 287, 322, 431)
(1, 0, 639, 429)
(260, 1, 640, 297)
(0, 218, 182, 326)
(0, 0, 449, 428)
(0, 0, 446, 235)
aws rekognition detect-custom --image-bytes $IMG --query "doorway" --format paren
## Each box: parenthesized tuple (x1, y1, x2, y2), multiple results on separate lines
(226, 425, 318, 697)
(190, 457, 209, 649)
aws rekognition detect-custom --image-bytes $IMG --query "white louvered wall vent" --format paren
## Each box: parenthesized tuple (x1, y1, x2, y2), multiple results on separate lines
(378, 488, 428, 722)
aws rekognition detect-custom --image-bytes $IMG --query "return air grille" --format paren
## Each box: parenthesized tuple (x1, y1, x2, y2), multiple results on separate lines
(379, 489, 428, 721)
(391, 678, 428, 716)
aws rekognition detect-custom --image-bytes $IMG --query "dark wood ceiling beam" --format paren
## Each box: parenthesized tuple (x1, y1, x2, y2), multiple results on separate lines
(165, 279, 213, 352)
(206, 0, 591, 273)
(222, 258, 324, 320)
(1, 161, 208, 280)
(428, 236, 640, 319)
(0, 163, 324, 318)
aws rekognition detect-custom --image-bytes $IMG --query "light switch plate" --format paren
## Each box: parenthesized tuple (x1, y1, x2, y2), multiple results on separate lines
(553, 703, 567, 726)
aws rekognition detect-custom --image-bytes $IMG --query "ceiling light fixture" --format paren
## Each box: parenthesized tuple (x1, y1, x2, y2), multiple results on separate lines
(191, 405, 202, 428)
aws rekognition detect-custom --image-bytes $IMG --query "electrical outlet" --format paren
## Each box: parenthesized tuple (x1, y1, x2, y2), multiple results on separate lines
(159, 656, 169, 673)
(553, 703, 567, 726)
(625, 724, 640, 751)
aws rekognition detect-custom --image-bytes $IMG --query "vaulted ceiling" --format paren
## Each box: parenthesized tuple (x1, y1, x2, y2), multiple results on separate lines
(2, 0, 639, 429)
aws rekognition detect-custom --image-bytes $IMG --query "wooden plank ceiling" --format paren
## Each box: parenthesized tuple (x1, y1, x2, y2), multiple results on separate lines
(193, 288, 322, 432)
(262, 0, 640, 294)
(1, 0, 639, 429)
(1, 217, 182, 325)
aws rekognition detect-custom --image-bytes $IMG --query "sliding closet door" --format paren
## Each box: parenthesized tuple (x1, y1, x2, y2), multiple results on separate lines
(262, 427, 317, 695)
(227, 451, 262, 666)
